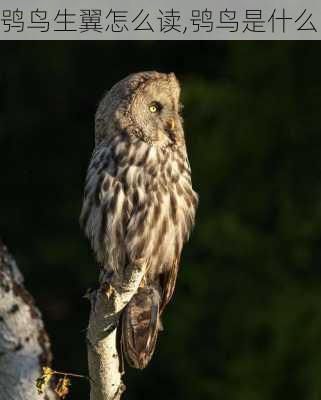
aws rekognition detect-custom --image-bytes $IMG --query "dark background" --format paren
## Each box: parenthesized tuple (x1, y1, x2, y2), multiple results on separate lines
(1, 42, 321, 400)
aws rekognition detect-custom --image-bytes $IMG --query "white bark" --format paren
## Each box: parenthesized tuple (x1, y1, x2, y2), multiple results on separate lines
(87, 262, 146, 400)
(0, 241, 57, 400)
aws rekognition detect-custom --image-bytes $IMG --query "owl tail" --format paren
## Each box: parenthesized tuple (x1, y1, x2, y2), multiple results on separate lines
(121, 286, 161, 369)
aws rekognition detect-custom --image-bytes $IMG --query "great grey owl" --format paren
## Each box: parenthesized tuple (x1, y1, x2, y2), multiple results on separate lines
(80, 71, 198, 369)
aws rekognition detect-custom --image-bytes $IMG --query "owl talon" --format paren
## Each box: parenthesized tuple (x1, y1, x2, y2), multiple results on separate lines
(139, 278, 146, 288)
(101, 281, 115, 300)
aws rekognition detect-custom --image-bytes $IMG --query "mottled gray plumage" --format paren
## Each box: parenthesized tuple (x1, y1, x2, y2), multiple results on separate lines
(80, 71, 198, 369)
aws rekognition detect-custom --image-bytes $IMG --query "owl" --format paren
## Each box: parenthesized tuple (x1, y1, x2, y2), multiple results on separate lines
(80, 71, 198, 369)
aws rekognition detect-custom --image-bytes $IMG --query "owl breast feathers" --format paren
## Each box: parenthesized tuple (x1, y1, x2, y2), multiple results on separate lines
(80, 71, 198, 368)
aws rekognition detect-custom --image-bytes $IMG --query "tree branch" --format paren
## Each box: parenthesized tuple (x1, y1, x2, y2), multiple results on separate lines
(87, 263, 145, 400)
(0, 238, 143, 400)
(0, 240, 57, 400)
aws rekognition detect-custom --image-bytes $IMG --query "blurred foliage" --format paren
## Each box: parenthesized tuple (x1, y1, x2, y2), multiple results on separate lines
(1, 42, 321, 400)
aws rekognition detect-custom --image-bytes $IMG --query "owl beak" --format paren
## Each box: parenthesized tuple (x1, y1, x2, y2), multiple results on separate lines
(164, 117, 177, 143)
(165, 117, 176, 134)
(164, 116, 184, 145)
(168, 118, 176, 132)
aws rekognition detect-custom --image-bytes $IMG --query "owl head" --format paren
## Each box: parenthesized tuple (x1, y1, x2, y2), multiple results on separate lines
(95, 71, 185, 148)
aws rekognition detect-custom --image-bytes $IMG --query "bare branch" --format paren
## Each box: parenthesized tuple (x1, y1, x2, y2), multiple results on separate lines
(87, 263, 145, 400)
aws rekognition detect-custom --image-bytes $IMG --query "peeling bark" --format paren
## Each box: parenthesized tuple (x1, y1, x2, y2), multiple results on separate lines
(0, 240, 57, 400)
(87, 263, 146, 400)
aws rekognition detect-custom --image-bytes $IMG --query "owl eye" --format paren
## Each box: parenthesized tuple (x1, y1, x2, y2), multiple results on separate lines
(148, 102, 161, 113)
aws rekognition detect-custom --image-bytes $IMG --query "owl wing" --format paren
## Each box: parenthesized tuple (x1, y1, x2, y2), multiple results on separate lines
(159, 259, 180, 313)
(80, 139, 131, 272)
